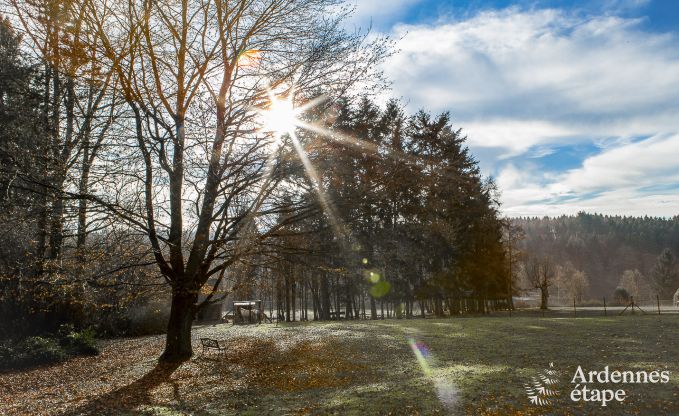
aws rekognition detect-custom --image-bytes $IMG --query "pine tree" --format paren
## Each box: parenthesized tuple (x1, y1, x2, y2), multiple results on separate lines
(651, 248, 679, 298)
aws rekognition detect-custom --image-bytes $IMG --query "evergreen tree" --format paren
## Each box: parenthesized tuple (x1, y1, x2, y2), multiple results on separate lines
(651, 248, 679, 298)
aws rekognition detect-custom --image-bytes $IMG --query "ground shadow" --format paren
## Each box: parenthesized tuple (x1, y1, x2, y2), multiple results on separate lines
(61, 361, 183, 415)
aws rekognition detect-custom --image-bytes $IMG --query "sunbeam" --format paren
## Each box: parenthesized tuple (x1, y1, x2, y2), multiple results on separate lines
(289, 131, 347, 240)
(256, 88, 348, 242)
(256, 86, 430, 251)
(299, 120, 417, 164)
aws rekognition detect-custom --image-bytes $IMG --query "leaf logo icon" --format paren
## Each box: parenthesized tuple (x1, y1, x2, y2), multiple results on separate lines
(525, 363, 561, 406)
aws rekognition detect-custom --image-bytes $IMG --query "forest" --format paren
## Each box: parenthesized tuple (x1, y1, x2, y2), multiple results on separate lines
(515, 213, 679, 305)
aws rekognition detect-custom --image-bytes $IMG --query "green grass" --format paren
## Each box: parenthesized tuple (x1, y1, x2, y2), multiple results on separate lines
(2, 315, 678, 415)
(189, 315, 679, 415)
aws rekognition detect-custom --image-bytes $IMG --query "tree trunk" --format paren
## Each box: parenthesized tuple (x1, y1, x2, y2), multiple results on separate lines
(370, 295, 377, 319)
(76, 138, 91, 249)
(354, 293, 360, 319)
(160, 290, 197, 362)
(48, 192, 65, 260)
(311, 274, 320, 320)
(434, 298, 443, 316)
(345, 279, 353, 319)
(291, 273, 297, 322)
(540, 285, 549, 310)
(320, 273, 330, 320)
(285, 272, 291, 322)
(35, 193, 49, 266)
(48, 75, 75, 260)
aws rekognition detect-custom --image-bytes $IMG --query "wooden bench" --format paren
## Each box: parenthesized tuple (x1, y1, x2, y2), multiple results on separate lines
(328, 311, 346, 320)
(200, 337, 226, 355)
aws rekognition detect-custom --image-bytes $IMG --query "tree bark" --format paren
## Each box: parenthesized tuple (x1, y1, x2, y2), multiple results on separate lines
(540, 285, 549, 310)
(48, 186, 65, 260)
(370, 295, 377, 319)
(285, 271, 291, 322)
(76, 125, 93, 249)
(160, 290, 197, 362)
(320, 273, 331, 320)
(76, 161, 90, 248)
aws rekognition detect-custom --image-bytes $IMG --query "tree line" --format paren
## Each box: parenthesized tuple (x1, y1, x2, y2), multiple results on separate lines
(515, 213, 679, 307)
(245, 97, 510, 322)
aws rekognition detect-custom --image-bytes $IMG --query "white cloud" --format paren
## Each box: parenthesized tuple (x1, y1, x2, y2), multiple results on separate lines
(379, 7, 679, 216)
(505, 191, 679, 218)
(496, 163, 571, 212)
(497, 134, 679, 217)
(463, 119, 577, 157)
(383, 8, 679, 149)
(560, 134, 679, 192)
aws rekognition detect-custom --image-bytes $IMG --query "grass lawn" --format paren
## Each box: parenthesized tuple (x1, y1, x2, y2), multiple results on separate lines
(2, 313, 678, 415)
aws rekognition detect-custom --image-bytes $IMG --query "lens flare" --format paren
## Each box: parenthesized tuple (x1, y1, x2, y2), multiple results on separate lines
(407, 337, 460, 411)
(369, 280, 391, 298)
(408, 338, 432, 376)
(237, 49, 262, 68)
(262, 97, 298, 138)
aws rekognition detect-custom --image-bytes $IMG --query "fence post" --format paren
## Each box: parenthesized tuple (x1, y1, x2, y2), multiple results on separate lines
(573, 298, 576, 317)
(657, 295, 661, 315)
(603, 297, 607, 316)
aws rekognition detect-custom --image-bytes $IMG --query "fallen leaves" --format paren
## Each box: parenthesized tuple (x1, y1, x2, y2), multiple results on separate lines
(0, 328, 369, 415)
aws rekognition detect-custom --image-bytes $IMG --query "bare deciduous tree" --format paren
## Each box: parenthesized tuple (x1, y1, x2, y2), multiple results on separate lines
(525, 255, 554, 310)
(75, 0, 390, 361)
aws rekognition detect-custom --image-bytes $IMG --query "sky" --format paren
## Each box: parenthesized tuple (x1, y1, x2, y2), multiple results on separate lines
(348, 0, 679, 217)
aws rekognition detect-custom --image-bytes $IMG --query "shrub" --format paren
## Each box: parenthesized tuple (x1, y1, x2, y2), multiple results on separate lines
(0, 329, 99, 372)
(15, 336, 67, 368)
(613, 287, 631, 305)
(62, 329, 99, 356)
(0, 343, 15, 370)
(56, 323, 76, 339)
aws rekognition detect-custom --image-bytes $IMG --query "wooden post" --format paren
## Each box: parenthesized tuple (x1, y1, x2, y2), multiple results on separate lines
(573, 297, 577, 317)
(657, 295, 661, 315)
(603, 297, 607, 316)
(631, 296, 635, 315)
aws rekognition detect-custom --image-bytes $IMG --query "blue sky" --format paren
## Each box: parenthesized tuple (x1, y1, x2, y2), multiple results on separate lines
(349, 0, 679, 217)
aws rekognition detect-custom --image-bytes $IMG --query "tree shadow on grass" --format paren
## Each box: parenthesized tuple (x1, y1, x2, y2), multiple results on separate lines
(61, 361, 183, 416)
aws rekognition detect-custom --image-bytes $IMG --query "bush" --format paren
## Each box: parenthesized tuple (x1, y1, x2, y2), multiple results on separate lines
(62, 329, 99, 356)
(20, 336, 67, 364)
(0, 336, 69, 370)
(0, 344, 15, 370)
(613, 287, 631, 305)
(0, 328, 99, 372)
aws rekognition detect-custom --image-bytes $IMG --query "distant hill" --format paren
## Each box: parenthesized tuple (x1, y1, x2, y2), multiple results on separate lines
(512, 213, 679, 299)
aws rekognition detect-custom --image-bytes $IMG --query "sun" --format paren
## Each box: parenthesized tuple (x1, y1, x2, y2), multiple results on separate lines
(261, 96, 298, 138)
